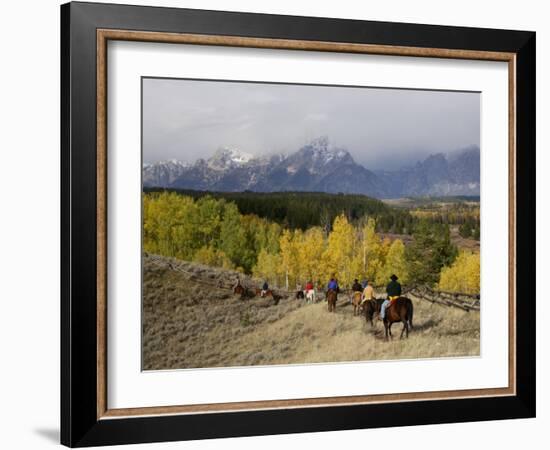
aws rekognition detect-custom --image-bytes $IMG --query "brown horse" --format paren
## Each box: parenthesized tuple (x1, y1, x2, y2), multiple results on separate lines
(363, 298, 383, 326)
(350, 291, 363, 316)
(326, 289, 338, 313)
(255, 287, 274, 298)
(233, 284, 245, 296)
(376, 297, 414, 340)
(234, 284, 254, 300)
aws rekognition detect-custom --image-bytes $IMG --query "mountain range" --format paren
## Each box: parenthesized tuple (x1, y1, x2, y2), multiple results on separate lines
(143, 137, 480, 199)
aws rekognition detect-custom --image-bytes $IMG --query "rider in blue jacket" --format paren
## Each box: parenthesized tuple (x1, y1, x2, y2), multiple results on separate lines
(327, 276, 339, 292)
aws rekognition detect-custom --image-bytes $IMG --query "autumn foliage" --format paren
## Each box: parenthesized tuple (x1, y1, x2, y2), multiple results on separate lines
(143, 192, 479, 293)
(438, 251, 480, 294)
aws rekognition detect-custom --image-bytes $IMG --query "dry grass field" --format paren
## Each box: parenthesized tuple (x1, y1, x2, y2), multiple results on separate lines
(142, 254, 480, 370)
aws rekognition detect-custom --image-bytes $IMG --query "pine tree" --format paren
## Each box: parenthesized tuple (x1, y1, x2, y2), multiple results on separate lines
(459, 221, 472, 238)
(406, 220, 458, 286)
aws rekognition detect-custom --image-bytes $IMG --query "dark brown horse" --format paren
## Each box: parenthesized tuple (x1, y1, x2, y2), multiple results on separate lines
(326, 289, 338, 312)
(234, 284, 254, 300)
(375, 297, 414, 340)
(363, 298, 383, 326)
(233, 284, 245, 296)
(365, 297, 414, 340)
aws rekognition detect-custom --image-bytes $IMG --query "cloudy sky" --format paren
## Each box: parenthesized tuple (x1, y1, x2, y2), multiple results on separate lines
(143, 77, 480, 170)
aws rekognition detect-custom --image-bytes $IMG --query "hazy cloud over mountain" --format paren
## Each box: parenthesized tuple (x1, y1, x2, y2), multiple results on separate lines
(143, 78, 480, 170)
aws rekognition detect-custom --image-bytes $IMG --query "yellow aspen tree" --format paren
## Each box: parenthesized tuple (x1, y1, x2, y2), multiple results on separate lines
(143, 192, 198, 259)
(438, 251, 480, 294)
(253, 249, 284, 286)
(362, 218, 383, 283)
(299, 227, 326, 286)
(321, 214, 355, 287)
(193, 246, 234, 269)
(291, 229, 305, 288)
(279, 229, 294, 290)
(376, 239, 409, 286)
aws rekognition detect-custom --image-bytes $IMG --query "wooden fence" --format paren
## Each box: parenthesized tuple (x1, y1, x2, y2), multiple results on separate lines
(404, 285, 480, 312)
(145, 253, 480, 311)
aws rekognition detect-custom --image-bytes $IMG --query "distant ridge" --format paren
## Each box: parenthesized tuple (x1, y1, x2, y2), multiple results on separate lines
(143, 138, 480, 199)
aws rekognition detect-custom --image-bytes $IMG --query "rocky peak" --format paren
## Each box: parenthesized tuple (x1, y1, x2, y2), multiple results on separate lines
(207, 147, 254, 170)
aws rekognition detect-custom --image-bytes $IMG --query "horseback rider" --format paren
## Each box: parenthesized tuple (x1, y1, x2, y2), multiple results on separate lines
(327, 276, 339, 293)
(233, 276, 241, 290)
(352, 279, 362, 292)
(380, 274, 401, 320)
(361, 280, 375, 305)
(261, 280, 269, 297)
(233, 276, 243, 295)
(350, 278, 362, 304)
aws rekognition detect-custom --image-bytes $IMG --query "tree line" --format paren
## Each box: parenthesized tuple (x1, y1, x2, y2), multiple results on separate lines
(144, 188, 480, 240)
(143, 192, 480, 294)
(144, 188, 415, 234)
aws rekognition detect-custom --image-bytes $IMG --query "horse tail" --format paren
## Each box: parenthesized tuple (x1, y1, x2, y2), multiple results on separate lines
(407, 299, 414, 330)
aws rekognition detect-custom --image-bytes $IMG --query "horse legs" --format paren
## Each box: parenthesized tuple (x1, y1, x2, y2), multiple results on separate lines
(388, 322, 393, 339)
(400, 319, 409, 339)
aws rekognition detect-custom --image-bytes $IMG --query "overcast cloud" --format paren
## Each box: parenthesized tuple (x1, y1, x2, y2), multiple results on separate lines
(143, 78, 479, 170)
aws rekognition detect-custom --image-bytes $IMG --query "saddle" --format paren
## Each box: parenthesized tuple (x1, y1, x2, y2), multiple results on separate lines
(387, 295, 400, 308)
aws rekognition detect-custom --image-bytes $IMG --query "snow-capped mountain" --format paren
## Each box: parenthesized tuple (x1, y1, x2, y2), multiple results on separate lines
(143, 138, 480, 199)
(279, 136, 354, 176)
(142, 159, 190, 187)
(206, 147, 255, 171)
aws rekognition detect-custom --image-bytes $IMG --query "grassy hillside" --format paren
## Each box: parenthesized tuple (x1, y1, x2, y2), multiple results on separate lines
(142, 254, 480, 370)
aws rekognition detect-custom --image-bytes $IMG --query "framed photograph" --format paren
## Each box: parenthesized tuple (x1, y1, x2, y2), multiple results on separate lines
(61, 1, 535, 447)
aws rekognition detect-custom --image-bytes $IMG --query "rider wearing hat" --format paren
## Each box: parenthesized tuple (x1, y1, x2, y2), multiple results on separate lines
(380, 274, 402, 320)
(352, 279, 363, 292)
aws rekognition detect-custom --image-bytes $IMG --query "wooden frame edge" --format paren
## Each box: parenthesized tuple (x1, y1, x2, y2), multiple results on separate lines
(100, 387, 515, 419)
(508, 55, 517, 395)
(97, 28, 515, 61)
(96, 28, 517, 420)
(97, 29, 108, 419)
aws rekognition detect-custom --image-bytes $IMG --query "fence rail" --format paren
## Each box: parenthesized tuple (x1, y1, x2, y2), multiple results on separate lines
(405, 285, 480, 312)
(145, 253, 480, 311)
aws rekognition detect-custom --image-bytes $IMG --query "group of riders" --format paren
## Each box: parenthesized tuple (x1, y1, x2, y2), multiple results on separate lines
(325, 273, 402, 320)
(234, 273, 402, 321)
